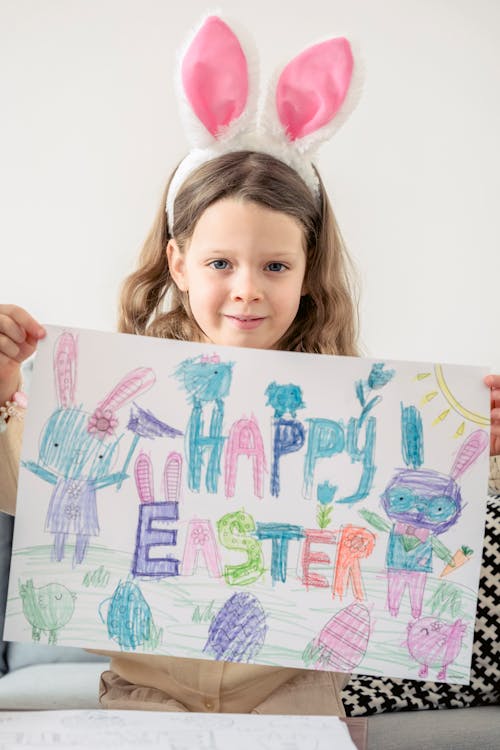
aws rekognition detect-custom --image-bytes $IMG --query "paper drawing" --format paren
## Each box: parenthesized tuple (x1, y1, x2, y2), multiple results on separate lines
(3, 325, 490, 684)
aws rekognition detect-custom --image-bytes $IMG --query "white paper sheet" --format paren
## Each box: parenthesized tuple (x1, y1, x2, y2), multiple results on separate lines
(0, 710, 357, 750)
(4, 325, 490, 683)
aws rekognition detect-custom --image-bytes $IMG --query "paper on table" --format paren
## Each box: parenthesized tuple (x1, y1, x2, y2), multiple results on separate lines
(0, 710, 357, 750)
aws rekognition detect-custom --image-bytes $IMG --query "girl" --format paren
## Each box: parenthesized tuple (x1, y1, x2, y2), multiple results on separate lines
(1, 14, 499, 716)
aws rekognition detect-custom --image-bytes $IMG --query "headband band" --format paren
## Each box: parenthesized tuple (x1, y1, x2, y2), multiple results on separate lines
(166, 14, 362, 227)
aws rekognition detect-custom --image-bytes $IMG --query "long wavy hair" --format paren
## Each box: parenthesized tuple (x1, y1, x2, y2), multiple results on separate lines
(118, 151, 359, 355)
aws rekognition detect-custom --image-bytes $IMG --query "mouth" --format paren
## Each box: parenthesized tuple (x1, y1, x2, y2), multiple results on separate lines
(224, 315, 266, 331)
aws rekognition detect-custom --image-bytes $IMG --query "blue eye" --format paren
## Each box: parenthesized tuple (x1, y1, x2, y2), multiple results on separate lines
(266, 262, 287, 272)
(423, 496, 456, 522)
(387, 486, 415, 511)
(209, 259, 230, 270)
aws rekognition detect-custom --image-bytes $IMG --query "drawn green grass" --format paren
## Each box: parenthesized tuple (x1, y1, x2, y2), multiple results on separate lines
(6, 547, 477, 681)
(83, 565, 111, 589)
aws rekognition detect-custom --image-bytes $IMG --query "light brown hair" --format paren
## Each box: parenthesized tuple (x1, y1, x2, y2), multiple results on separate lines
(118, 151, 359, 355)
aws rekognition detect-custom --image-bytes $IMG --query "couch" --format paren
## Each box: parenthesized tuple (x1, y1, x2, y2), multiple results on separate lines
(1, 508, 498, 749)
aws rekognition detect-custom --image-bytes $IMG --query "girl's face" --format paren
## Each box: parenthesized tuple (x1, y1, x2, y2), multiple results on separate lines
(167, 198, 308, 350)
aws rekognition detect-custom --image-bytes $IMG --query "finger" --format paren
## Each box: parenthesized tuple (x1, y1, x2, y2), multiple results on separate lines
(9, 339, 39, 364)
(0, 313, 27, 344)
(490, 432, 500, 459)
(491, 408, 500, 421)
(0, 333, 21, 361)
(0, 351, 21, 370)
(484, 373, 500, 389)
(0, 331, 40, 366)
(0, 305, 45, 341)
(490, 433, 500, 456)
(485, 380, 500, 411)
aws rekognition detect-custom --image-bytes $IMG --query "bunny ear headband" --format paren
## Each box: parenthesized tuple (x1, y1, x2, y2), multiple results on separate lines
(166, 13, 362, 226)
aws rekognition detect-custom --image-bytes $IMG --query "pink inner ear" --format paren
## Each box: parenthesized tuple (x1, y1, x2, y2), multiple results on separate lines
(135, 452, 154, 504)
(54, 333, 77, 408)
(276, 38, 354, 141)
(182, 16, 248, 136)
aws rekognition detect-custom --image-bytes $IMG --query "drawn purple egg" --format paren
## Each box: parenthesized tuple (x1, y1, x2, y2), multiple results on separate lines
(314, 602, 370, 671)
(203, 592, 267, 663)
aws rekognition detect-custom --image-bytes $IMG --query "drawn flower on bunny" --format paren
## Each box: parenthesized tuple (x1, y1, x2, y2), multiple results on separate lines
(87, 408, 119, 439)
(64, 503, 81, 520)
(22, 331, 156, 566)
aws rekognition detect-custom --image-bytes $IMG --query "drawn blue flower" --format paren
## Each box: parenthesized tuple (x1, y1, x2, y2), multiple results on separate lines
(368, 363, 396, 390)
(317, 481, 336, 505)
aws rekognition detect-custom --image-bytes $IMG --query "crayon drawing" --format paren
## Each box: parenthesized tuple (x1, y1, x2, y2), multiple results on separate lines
(4, 325, 490, 684)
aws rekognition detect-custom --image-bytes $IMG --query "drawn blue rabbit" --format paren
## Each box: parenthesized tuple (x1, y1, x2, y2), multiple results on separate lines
(23, 331, 155, 565)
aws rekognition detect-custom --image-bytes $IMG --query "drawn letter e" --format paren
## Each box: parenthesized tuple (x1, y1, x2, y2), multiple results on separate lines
(132, 502, 180, 578)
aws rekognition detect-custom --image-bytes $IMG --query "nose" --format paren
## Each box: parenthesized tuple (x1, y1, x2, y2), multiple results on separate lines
(230, 268, 263, 302)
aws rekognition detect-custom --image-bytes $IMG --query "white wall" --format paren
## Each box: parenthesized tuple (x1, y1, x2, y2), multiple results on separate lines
(1, 0, 499, 368)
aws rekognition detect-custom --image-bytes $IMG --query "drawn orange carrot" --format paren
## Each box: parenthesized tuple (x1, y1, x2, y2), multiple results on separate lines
(440, 546, 473, 578)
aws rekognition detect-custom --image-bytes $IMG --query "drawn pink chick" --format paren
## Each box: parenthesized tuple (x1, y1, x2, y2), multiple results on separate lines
(406, 616, 466, 681)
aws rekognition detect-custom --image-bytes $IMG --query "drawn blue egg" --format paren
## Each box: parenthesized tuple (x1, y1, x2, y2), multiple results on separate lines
(106, 579, 151, 650)
(204, 592, 267, 663)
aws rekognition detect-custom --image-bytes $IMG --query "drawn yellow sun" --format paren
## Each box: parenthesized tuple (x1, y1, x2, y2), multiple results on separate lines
(415, 365, 489, 438)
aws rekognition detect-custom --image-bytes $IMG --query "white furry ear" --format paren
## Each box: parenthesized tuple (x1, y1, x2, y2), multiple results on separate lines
(174, 12, 259, 148)
(167, 12, 260, 225)
(259, 35, 364, 196)
(53, 332, 77, 408)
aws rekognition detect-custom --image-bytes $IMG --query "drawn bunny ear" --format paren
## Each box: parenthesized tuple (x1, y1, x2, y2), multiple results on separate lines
(135, 451, 154, 504)
(97, 367, 155, 415)
(450, 429, 489, 480)
(53, 332, 77, 408)
(164, 451, 182, 503)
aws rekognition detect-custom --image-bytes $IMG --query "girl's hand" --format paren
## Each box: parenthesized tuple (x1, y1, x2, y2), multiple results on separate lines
(484, 374, 500, 456)
(0, 304, 46, 401)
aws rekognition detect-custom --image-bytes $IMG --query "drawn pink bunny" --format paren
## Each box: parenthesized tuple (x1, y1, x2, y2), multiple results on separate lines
(362, 405, 489, 620)
(23, 331, 155, 565)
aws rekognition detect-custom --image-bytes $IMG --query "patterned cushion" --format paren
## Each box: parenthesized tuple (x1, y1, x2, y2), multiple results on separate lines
(342, 495, 500, 715)
(0, 512, 14, 676)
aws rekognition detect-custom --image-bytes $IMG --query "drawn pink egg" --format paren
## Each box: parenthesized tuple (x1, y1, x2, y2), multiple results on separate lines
(314, 602, 370, 671)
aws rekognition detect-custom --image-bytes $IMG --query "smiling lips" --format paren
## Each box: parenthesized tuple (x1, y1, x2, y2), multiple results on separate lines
(225, 314, 266, 330)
